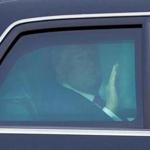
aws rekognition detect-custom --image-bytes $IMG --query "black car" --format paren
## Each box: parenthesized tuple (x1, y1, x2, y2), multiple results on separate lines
(0, 0, 150, 149)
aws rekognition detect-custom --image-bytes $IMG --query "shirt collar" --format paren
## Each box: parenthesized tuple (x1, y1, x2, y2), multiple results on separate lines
(62, 83, 94, 102)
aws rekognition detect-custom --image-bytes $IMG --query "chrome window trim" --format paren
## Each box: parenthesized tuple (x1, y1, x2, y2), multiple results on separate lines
(0, 12, 149, 136)
(0, 11, 150, 44)
(0, 128, 149, 136)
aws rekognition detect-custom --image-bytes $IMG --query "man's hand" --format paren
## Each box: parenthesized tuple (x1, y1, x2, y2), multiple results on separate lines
(105, 63, 119, 113)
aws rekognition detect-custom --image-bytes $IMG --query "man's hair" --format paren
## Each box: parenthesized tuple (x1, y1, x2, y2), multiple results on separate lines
(50, 45, 79, 82)
(50, 44, 99, 83)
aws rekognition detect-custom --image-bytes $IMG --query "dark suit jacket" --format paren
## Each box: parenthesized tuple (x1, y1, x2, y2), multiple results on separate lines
(0, 82, 111, 122)
(37, 85, 112, 121)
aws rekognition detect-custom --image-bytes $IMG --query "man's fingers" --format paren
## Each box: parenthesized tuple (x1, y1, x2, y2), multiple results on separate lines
(109, 63, 119, 84)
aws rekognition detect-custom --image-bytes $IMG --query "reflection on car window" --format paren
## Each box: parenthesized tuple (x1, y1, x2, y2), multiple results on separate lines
(0, 28, 142, 127)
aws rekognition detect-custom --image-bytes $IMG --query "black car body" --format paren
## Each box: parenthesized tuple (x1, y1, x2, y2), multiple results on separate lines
(0, 0, 150, 149)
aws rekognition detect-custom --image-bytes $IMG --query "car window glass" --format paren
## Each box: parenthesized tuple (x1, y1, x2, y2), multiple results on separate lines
(0, 28, 142, 128)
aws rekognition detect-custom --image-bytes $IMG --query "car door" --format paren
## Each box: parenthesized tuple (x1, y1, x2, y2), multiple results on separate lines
(0, 13, 150, 149)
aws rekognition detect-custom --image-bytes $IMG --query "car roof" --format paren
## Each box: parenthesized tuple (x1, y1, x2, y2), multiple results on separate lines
(0, 0, 150, 36)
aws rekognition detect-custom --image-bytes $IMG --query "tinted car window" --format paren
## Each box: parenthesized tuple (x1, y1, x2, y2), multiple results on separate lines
(0, 28, 142, 127)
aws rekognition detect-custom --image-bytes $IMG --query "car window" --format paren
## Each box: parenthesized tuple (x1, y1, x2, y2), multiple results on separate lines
(0, 28, 142, 127)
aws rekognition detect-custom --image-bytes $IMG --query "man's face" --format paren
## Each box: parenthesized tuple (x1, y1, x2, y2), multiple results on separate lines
(65, 46, 101, 95)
